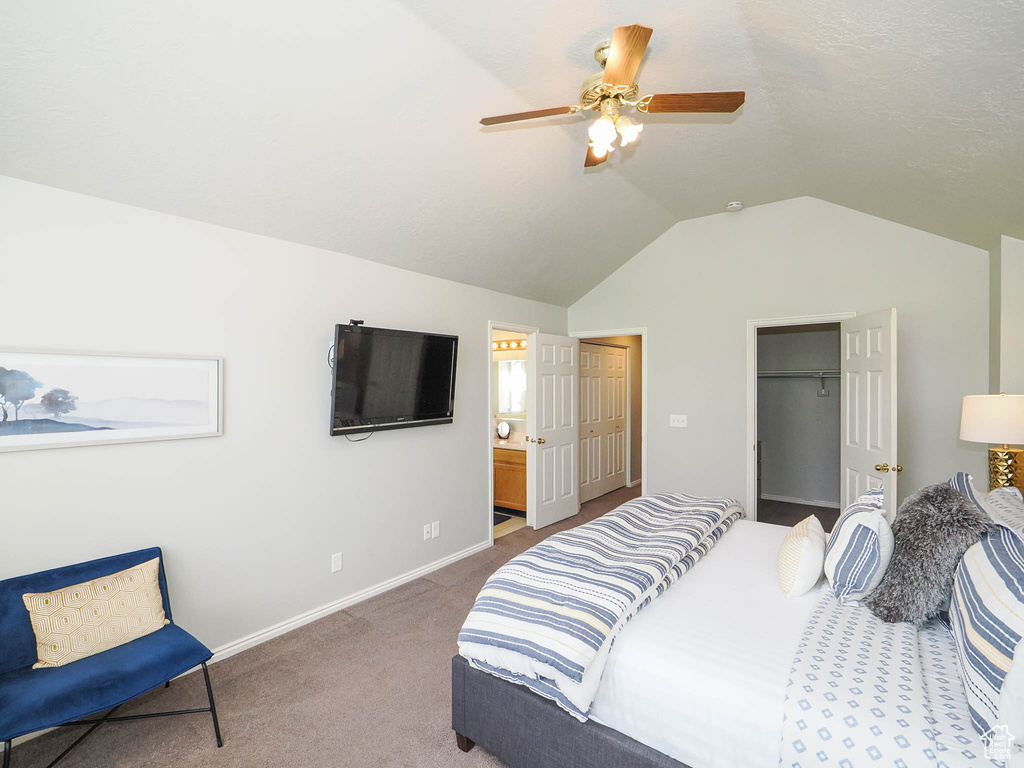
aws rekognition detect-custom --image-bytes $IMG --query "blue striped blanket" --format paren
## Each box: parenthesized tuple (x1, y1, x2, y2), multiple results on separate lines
(457, 493, 743, 721)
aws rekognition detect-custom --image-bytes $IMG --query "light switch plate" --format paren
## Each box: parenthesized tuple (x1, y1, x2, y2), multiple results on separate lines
(423, 524, 432, 540)
(331, 552, 344, 573)
(431, 521, 440, 538)
(669, 415, 687, 428)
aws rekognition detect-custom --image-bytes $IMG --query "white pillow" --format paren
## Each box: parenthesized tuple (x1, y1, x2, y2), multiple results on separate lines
(777, 515, 826, 596)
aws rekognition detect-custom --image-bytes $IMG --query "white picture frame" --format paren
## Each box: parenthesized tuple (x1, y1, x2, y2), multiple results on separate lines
(0, 349, 223, 452)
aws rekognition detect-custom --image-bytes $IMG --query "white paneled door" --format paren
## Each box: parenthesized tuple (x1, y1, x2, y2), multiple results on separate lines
(579, 343, 628, 503)
(526, 333, 580, 529)
(840, 309, 898, 520)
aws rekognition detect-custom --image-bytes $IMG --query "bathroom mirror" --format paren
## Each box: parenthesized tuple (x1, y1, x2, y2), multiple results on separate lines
(496, 421, 511, 439)
(496, 359, 526, 416)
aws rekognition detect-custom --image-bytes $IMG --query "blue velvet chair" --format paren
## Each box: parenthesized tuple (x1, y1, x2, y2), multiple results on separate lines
(0, 548, 222, 768)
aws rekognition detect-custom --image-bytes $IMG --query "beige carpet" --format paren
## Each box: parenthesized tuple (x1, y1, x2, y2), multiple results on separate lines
(12, 486, 640, 768)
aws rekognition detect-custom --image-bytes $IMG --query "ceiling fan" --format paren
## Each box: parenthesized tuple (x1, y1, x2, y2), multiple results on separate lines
(480, 24, 745, 167)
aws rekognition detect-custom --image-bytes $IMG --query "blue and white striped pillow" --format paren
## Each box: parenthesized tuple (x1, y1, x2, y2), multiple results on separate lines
(948, 470, 1024, 534)
(949, 526, 1024, 738)
(824, 488, 892, 604)
(949, 471, 992, 516)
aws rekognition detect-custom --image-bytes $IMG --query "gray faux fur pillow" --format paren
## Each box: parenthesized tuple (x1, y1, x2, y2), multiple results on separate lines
(866, 483, 993, 624)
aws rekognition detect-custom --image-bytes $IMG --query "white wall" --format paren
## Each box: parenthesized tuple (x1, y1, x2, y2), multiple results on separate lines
(998, 236, 1024, 394)
(757, 327, 840, 506)
(0, 176, 566, 651)
(568, 197, 990, 506)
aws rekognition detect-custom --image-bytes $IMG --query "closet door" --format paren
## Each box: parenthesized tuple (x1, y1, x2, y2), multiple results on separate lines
(840, 309, 898, 519)
(579, 343, 627, 503)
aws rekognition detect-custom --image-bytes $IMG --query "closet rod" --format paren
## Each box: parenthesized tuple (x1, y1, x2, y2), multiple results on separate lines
(758, 370, 840, 378)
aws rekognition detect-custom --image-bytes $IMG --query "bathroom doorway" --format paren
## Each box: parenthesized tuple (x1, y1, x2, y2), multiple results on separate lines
(489, 325, 532, 540)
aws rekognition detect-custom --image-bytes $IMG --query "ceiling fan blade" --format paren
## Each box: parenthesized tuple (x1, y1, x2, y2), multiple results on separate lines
(603, 25, 653, 86)
(584, 145, 608, 167)
(480, 106, 576, 126)
(643, 91, 745, 113)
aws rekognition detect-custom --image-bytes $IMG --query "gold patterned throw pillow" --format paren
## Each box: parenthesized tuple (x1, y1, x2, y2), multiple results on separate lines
(777, 515, 827, 597)
(22, 557, 170, 669)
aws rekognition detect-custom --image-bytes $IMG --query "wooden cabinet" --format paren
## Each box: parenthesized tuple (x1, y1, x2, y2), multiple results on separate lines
(494, 448, 527, 512)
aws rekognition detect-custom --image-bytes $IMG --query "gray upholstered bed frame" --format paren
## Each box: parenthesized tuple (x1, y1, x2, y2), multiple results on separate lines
(451, 655, 691, 768)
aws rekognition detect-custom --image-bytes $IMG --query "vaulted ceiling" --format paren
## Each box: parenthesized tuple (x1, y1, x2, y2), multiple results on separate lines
(1, 0, 1021, 306)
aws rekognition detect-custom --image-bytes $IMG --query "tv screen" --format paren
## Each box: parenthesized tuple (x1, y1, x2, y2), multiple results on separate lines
(330, 324, 458, 436)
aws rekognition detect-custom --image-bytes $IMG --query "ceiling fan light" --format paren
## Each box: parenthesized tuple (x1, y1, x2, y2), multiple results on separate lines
(616, 117, 643, 147)
(589, 141, 613, 159)
(588, 115, 618, 145)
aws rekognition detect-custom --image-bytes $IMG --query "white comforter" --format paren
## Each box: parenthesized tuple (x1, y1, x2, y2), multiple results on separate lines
(590, 520, 823, 768)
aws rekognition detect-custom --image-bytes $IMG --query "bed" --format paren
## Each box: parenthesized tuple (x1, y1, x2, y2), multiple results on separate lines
(452, 506, 999, 768)
(452, 519, 821, 768)
(589, 520, 819, 767)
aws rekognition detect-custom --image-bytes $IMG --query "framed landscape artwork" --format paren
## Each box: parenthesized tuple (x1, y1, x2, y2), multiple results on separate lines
(0, 350, 222, 452)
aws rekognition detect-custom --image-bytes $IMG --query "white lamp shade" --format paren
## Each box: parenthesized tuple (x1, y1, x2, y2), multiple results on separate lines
(960, 395, 1024, 444)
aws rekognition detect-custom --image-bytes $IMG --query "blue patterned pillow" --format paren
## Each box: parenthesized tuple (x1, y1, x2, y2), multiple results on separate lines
(985, 487, 1024, 537)
(824, 489, 892, 603)
(949, 526, 1024, 739)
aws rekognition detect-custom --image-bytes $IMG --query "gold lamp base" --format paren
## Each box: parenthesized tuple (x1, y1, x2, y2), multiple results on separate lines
(990, 446, 1024, 491)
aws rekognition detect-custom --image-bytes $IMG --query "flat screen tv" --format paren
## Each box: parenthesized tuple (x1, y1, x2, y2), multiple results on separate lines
(330, 324, 458, 436)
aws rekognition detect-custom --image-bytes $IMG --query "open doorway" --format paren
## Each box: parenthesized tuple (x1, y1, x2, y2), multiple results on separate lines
(491, 328, 529, 539)
(575, 334, 644, 503)
(756, 323, 842, 528)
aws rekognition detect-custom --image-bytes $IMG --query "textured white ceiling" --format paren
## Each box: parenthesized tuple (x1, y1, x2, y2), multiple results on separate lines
(1, 0, 1021, 306)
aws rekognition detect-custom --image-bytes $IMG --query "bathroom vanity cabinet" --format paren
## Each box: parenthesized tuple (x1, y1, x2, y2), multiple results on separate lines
(493, 446, 527, 512)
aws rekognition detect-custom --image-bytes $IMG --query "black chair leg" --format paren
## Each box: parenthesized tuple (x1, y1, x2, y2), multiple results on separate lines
(201, 662, 222, 748)
(3, 739, 11, 768)
(43, 706, 120, 768)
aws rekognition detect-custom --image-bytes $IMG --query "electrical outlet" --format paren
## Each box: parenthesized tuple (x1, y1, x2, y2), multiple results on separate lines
(331, 552, 344, 573)
(431, 521, 440, 539)
(423, 524, 432, 541)
(669, 414, 687, 428)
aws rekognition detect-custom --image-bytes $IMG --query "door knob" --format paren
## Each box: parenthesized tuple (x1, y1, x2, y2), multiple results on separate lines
(537, 438, 546, 444)
(875, 463, 890, 472)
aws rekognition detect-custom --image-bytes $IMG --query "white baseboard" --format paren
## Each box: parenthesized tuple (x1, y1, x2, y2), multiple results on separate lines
(210, 539, 491, 662)
(628, 478, 643, 488)
(11, 539, 492, 749)
(760, 493, 839, 509)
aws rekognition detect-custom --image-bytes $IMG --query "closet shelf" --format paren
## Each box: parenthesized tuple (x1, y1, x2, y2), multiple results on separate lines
(758, 369, 840, 378)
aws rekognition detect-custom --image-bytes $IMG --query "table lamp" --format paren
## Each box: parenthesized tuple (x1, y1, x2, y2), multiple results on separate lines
(960, 393, 1024, 491)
